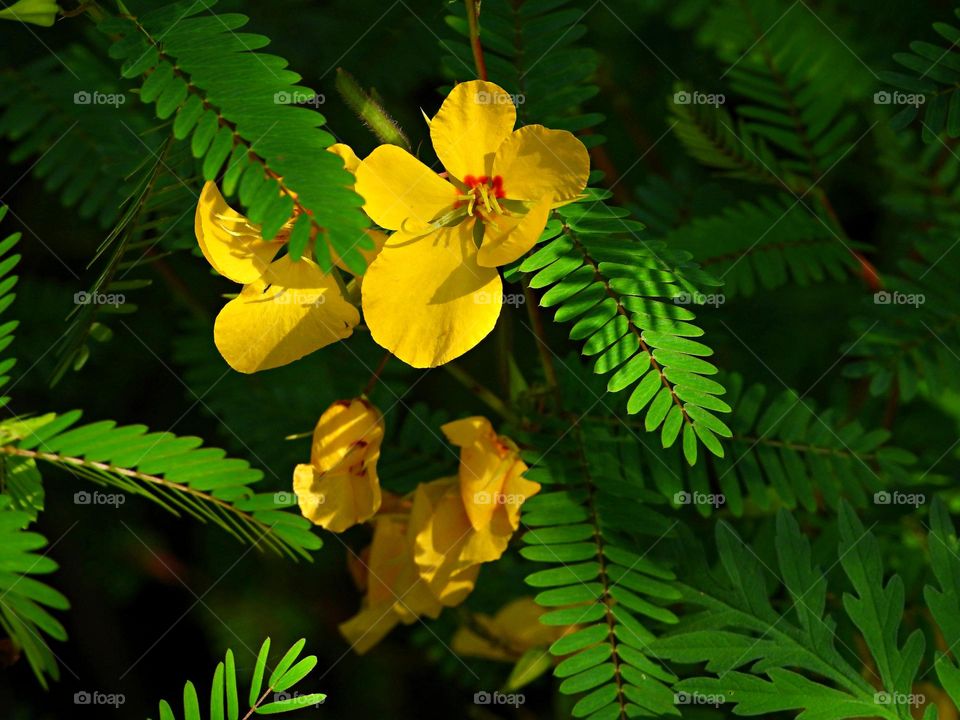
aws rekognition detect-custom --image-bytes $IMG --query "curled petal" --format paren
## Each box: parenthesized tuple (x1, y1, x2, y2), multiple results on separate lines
(493, 125, 590, 206)
(195, 181, 280, 284)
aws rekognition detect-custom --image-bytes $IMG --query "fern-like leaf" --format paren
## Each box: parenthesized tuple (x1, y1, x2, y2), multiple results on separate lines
(150, 637, 325, 719)
(100, 0, 371, 272)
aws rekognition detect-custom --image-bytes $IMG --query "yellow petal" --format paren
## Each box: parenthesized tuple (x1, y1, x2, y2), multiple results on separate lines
(293, 460, 380, 533)
(452, 597, 556, 661)
(361, 221, 502, 368)
(493, 125, 590, 205)
(309, 398, 384, 472)
(442, 417, 535, 531)
(195, 181, 280, 284)
(365, 516, 443, 622)
(430, 80, 516, 181)
(328, 143, 361, 175)
(294, 399, 384, 532)
(338, 605, 400, 655)
(213, 255, 359, 373)
(355, 145, 456, 231)
(477, 198, 552, 268)
(409, 478, 483, 605)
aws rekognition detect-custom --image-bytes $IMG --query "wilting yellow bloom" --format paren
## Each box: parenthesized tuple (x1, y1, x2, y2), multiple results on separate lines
(0, 0, 59, 26)
(194, 144, 383, 373)
(410, 417, 540, 601)
(293, 398, 384, 533)
(452, 597, 562, 661)
(356, 80, 590, 368)
(338, 515, 443, 654)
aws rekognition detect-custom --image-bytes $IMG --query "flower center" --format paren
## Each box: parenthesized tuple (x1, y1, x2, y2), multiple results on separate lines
(456, 174, 506, 217)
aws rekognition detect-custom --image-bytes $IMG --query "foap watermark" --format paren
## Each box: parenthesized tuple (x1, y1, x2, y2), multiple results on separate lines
(75, 291, 125, 308)
(473, 491, 527, 506)
(474, 691, 525, 708)
(674, 691, 726, 708)
(674, 291, 725, 307)
(270, 290, 326, 306)
(274, 90, 325, 107)
(475, 90, 524, 106)
(874, 490, 925, 508)
(273, 691, 324, 708)
(873, 90, 925, 108)
(873, 290, 924, 307)
(274, 491, 307, 506)
(673, 90, 726, 108)
(73, 90, 126, 107)
(74, 490, 125, 508)
(475, 291, 525, 307)
(874, 691, 925, 708)
(74, 690, 125, 708)
(674, 490, 725, 509)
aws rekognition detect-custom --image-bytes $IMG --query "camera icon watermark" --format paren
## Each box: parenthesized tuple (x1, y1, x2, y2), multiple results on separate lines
(74, 490, 125, 508)
(673, 90, 726, 108)
(271, 290, 326, 306)
(74, 690, 125, 708)
(273, 90, 325, 107)
(475, 90, 525, 106)
(273, 691, 324, 708)
(873, 290, 924, 307)
(674, 291, 725, 307)
(874, 691, 924, 707)
(73, 90, 126, 107)
(674, 691, 725, 707)
(473, 490, 526, 506)
(474, 690, 525, 707)
(674, 490, 725, 509)
(273, 491, 304, 506)
(74, 291, 126, 308)
(873, 490, 925, 508)
(873, 90, 925, 108)
(475, 292, 525, 307)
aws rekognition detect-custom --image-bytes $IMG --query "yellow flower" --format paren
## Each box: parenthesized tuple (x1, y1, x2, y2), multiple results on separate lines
(410, 417, 540, 601)
(338, 515, 443, 654)
(356, 80, 590, 368)
(452, 597, 563, 662)
(0, 0, 59, 26)
(194, 144, 383, 373)
(293, 398, 384, 533)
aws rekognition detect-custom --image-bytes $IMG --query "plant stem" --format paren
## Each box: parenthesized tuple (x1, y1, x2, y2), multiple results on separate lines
(443, 362, 522, 426)
(464, 0, 488, 81)
(362, 351, 391, 397)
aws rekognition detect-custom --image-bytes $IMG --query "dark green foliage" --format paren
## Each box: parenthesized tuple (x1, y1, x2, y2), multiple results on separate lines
(653, 504, 940, 720)
(518, 414, 681, 719)
(844, 239, 960, 401)
(880, 9, 960, 140)
(662, 195, 861, 297)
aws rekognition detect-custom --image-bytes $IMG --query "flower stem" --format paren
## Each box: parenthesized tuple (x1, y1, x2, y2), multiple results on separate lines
(443, 362, 521, 427)
(464, 0, 488, 81)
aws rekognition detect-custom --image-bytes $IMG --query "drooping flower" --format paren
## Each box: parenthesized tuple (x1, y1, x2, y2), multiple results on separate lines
(356, 80, 590, 368)
(293, 398, 384, 533)
(0, 0, 59, 26)
(194, 144, 383, 373)
(338, 514, 443, 654)
(337, 416, 538, 654)
(409, 417, 540, 601)
(451, 597, 563, 662)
